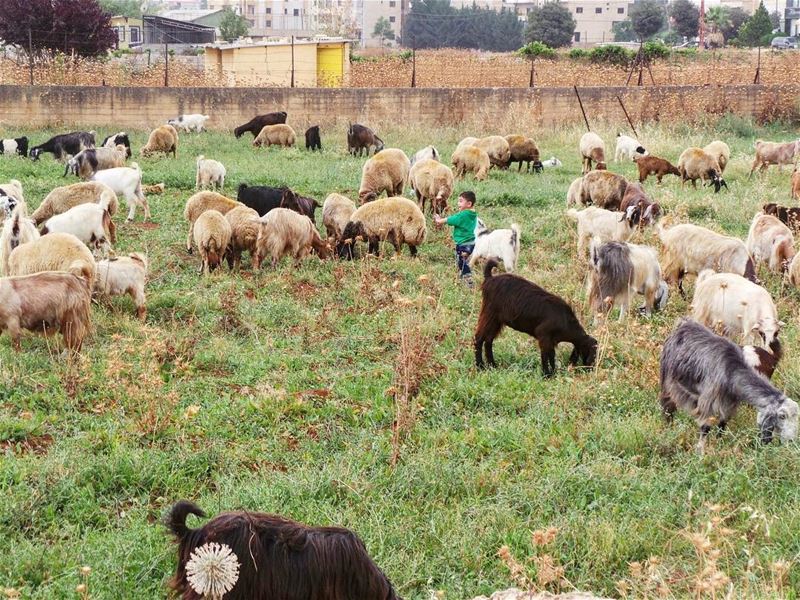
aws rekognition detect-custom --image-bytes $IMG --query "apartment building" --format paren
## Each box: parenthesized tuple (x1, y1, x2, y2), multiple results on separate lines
(505, 0, 628, 45)
(361, 0, 406, 47)
(205, 0, 317, 37)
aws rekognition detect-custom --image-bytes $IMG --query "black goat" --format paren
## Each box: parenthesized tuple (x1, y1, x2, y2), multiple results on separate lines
(305, 125, 322, 151)
(234, 112, 288, 138)
(280, 189, 319, 222)
(238, 184, 316, 221)
(474, 260, 597, 376)
(1, 136, 29, 157)
(166, 500, 402, 600)
(30, 131, 95, 161)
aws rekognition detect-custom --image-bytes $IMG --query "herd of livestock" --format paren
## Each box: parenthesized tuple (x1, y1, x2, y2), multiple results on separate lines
(2, 111, 800, 598)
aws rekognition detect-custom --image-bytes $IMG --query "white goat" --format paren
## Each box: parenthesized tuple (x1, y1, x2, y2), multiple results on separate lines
(92, 162, 149, 222)
(41, 197, 114, 257)
(566, 205, 641, 258)
(614, 133, 647, 162)
(746, 213, 795, 274)
(94, 253, 148, 319)
(195, 155, 226, 190)
(468, 219, 521, 272)
(168, 114, 210, 133)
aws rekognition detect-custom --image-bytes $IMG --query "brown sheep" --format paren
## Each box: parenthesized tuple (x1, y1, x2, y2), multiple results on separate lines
(504, 134, 541, 172)
(337, 196, 426, 259)
(408, 158, 454, 214)
(358, 148, 410, 204)
(255, 207, 330, 268)
(183, 191, 243, 253)
(579, 170, 628, 210)
(140, 124, 178, 158)
(677, 147, 726, 192)
(253, 124, 297, 148)
(634, 155, 681, 184)
(224, 205, 260, 270)
(451, 145, 490, 181)
(579, 132, 606, 174)
(193, 210, 232, 275)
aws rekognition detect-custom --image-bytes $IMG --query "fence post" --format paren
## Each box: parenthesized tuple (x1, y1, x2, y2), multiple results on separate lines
(164, 42, 168, 86)
(411, 45, 416, 88)
(291, 35, 295, 88)
(529, 58, 535, 87)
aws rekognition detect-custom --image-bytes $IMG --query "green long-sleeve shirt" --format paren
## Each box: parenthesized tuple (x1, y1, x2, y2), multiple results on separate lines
(445, 209, 477, 245)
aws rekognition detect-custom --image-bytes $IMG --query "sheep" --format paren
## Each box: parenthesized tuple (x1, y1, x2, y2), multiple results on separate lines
(193, 210, 232, 275)
(1, 136, 29, 157)
(0, 179, 25, 216)
(451, 145, 490, 181)
(254, 208, 331, 268)
(337, 196, 426, 259)
(234, 112, 288, 138)
(614, 133, 647, 162)
(749, 139, 800, 178)
(253, 124, 297, 148)
(30, 131, 95, 161)
(91, 163, 148, 222)
(224, 206, 260, 270)
(567, 205, 642, 258)
(183, 191, 242, 253)
(504, 135, 541, 172)
(358, 148, 411, 204)
(474, 260, 597, 376)
(31, 181, 119, 226)
(94, 253, 148, 319)
(541, 156, 562, 168)
(7, 232, 96, 287)
(658, 222, 756, 298)
(411, 145, 439, 165)
(703, 140, 731, 173)
(305, 125, 322, 151)
(792, 167, 800, 200)
(408, 158, 454, 214)
(279, 189, 320, 222)
(140, 125, 178, 158)
(588, 240, 667, 321)
(166, 500, 401, 600)
(64, 145, 127, 179)
(167, 114, 210, 133)
(101, 132, 132, 157)
(347, 123, 384, 156)
(41, 199, 114, 257)
(473, 135, 511, 169)
(619, 182, 661, 226)
(322, 193, 356, 241)
(677, 147, 727, 192)
(789, 252, 800, 288)
(195, 155, 227, 190)
(0, 271, 91, 352)
(746, 213, 795, 273)
(578, 170, 629, 210)
(634, 155, 681, 184)
(565, 177, 584, 207)
(691, 270, 781, 347)
(659, 319, 798, 454)
(579, 132, 606, 174)
(0, 202, 39, 275)
(468, 219, 520, 272)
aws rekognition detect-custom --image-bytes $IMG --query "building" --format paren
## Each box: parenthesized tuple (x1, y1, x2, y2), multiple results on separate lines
(361, 0, 406, 48)
(205, 0, 317, 37)
(143, 15, 217, 47)
(205, 37, 351, 86)
(787, 0, 800, 34)
(566, 0, 631, 45)
(160, 9, 227, 28)
(110, 15, 144, 49)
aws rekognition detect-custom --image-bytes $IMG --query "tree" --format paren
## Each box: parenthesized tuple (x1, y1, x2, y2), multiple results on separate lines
(219, 6, 248, 42)
(373, 16, 395, 48)
(525, 1, 576, 48)
(721, 7, 748, 40)
(769, 10, 782, 32)
(98, 0, 141, 18)
(704, 6, 730, 34)
(629, 0, 666, 40)
(612, 20, 637, 42)
(0, 0, 117, 57)
(736, 1, 772, 46)
(669, 0, 699, 39)
(402, 0, 455, 48)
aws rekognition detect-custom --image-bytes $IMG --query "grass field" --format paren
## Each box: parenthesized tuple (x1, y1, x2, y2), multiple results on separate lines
(1, 116, 800, 599)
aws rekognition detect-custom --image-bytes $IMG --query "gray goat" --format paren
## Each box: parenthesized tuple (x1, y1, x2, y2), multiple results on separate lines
(659, 319, 798, 454)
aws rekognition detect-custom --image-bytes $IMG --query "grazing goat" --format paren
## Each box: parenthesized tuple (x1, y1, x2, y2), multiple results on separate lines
(347, 123, 384, 156)
(634, 155, 680, 184)
(195, 155, 226, 191)
(65, 145, 127, 179)
(0, 272, 91, 352)
(579, 132, 606, 174)
(166, 500, 401, 600)
(237, 184, 285, 216)
(92, 163, 148, 222)
(101, 132, 132, 157)
(234, 112, 288, 138)
(691, 270, 781, 347)
(468, 219, 520, 273)
(1, 136, 29, 157)
(168, 114, 210, 133)
(475, 260, 597, 376)
(94, 253, 148, 319)
(677, 147, 727, 192)
(746, 213, 795, 273)
(762, 202, 800, 233)
(279, 189, 320, 222)
(567, 205, 642, 258)
(305, 125, 322, 151)
(659, 319, 798, 454)
(749, 139, 800, 178)
(0, 179, 24, 216)
(255, 208, 331, 268)
(619, 182, 661, 226)
(41, 199, 114, 256)
(0, 202, 39, 275)
(614, 133, 647, 162)
(30, 131, 95, 161)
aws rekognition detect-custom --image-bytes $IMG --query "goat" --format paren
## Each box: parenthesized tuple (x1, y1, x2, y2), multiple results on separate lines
(468, 219, 521, 272)
(567, 205, 642, 258)
(762, 202, 800, 233)
(614, 133, 647, 162)
(305, 125, 322, 151)
(347, 123, 384, 157)
(234, 112, 288, 138)
(746, 213, 795, 273)
(101, 132, 132, 157)
(634, 155, 680, 184)
(1, 136, 29, 157)
(749, 139, 800, 178)
(30, 131, 95, 161)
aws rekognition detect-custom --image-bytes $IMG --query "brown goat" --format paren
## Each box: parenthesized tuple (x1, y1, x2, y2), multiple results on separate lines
(792, 168, 800, 200)
(762, 202, 800, 233)
(634, 155, 681, 184)
(619, 182, 661, 226)
(166, 500, 402, 600)
(474, 260, 597, 376)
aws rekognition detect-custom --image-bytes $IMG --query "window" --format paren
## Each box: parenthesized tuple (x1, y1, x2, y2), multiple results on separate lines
(266, 7, 271, 13)
(575, 7, 582, 13)
(266, 19, 272, 27)
(595, 7, 601, 13)
(130, 26, 140, 43)
(116, 27, 125, 42)
(248, 5, 254, 14)
(293, 7, 299, 15)
(284, 8, 287, 13)
(574, 31, 580, 41)
(389, 0, 395, 5)
(617, 7, 624, 13)
(389, 15, 395, 22)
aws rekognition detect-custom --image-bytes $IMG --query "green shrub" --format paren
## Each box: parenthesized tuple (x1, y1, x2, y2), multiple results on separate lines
(568, 48, 588, 60)
(517, 41, 556, 60)
(398, 49, 413, 61)
(589, 44, 634, 67)
(715, 112, 758, 138)
(643, 40, 669, 61)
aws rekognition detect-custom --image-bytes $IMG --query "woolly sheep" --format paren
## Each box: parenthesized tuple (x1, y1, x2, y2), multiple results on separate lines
(193, 210, 232, 275)
(614, 133, 647, 162)
(408, 158, 454, 214)
(504, 135, 541, 172)
(578, 170, 628, 209)
(140, 124, 178, 158)
(8, 232, 96, 287)
(473, 135, 511, 168)
(322, 193, 356, 242)
(746, 213, 795, 274)
(455, 137, 479, 152)
(468, 219, 520, 272)
(692, 270, 781, 347)
(94, 253, 148, 319)
(91, 163, 148, 222)
(411, 145, 439, 165)
(31, 181, 119, 225)
(567, 205, 643, 258)
(41, 199, 114, 256)
(677, 147, 726, 192)
(565, 177, 583, 207)
(703, 140, 731, 173)
(224, 205, 260, 270)
(195, 155, 226, 190)
(658, 222, 755, 298)
(579, 132, 606, 173)
(358, 148, 411, 204)
(337, 196, 426, 259)
(254, 207, 331, 268)
(451, 145, 490, 181)
(184, 191, 242, 253)
(0, 202, 39, 275)
(253, 124, 297, 148)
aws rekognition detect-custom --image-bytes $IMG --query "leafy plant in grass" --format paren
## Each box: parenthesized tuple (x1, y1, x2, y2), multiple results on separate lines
(589, 45, 634, 67)
(568, 48, 588, 60)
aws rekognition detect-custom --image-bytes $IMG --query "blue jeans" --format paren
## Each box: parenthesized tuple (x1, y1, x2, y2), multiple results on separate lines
(455, 243, 475, 278)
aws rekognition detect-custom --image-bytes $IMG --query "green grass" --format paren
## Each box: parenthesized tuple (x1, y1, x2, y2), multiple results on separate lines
(2, 119, 800, 599)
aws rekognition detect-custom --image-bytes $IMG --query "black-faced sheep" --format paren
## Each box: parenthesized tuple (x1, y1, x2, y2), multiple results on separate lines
(0, 271, 91, 352)
(322, 193, 356, 242)
(31, 181, 119, 226)
(579, 132, 606, 174)
(659, 319, 798, 453)
(224, 206, 260, 270)
(193, 210, 232, 275)
(347, 123, 384, 156)
(451, 145, 489, 181)
(253, 124, 296, 148)
(746, 213, 795, 273)
(474, 260, 597, 376)
(337, 196, 426, 259)
(183, 191, 242, 253)
(634, 155, 681, 184)
(1, 136, 29, 157)
(7, 232, 96, 287)
(140, 125, 178, 158)
(677, 147, 727, 192)
(234, 112, 288, 138)
(254, 208, 331, 268)
(614, 133, 647, 162)
(94, 253, 148, 320)
(358, 149, 410, 204)
(195, 156, 227, 191)
(305, 125, 322, 151)
(408, 158, 454, 214)
(165, 500, 401, 600)
(0, 202, 39, 275)
(30, 131, 95, 161)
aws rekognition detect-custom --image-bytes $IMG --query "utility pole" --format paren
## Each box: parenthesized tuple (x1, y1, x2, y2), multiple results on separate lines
(699, 0, 706, 50)
(411, 43, 416, 88)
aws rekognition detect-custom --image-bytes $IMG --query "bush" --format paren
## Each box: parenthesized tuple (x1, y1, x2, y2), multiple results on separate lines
(715, 112, 758, 138)
(568, 48, 588, 60)
(517, 41, 556, 60)
(589, 44, 634, 67)
(643, 40, 669, 61)
(397, 49, 413, 61)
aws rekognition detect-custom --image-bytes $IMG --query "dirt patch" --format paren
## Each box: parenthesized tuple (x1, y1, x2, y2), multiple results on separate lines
(0, 433, 54, 455)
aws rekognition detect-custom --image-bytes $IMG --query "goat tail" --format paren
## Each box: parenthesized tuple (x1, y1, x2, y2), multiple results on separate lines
(166, 500, 206, 541)
(484, 259, 499, 279)
(130, 162, 141, 174)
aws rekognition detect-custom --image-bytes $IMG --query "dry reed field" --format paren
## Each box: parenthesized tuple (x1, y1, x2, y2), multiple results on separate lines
(1, 114, 800, 599)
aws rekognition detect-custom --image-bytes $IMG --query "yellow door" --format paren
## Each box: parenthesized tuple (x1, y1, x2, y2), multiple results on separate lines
(317, 46, 344, 88)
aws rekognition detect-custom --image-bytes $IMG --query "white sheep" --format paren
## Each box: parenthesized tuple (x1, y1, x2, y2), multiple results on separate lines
(91, 163, 149, 222)
(451, 145, 490, 181)
(566, 205, 641, 258)
(41, 198, 114, 257)
(468, 219, 520, 272)
(193, 210, 232, 275)
(168, 114, 210, 133)
(94, 253, 148, 319)
(408, 158, 454, 214)
(614, 133, 647, 162)
(183, 191, 242, 253)
(579, 132, 606, 174)
(746, 213, 795, 274)
(195, 155, 226, 191)
(703, 140, 731, 173)
(7, 232, 96, 286)
(0, 202, 40, 275)
(322, 193, 356, 242)
(692, 270, 782, 347)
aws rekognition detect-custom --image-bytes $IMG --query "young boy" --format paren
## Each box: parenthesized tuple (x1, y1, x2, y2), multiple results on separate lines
(434, 191, 477, 285)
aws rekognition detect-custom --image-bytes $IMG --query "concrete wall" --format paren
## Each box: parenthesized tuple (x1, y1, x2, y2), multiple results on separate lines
(0, 84, 795, 132)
